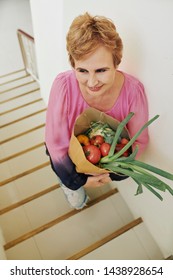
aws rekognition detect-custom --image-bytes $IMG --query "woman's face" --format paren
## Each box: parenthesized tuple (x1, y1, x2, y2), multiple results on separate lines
(74, 46, 116, 98)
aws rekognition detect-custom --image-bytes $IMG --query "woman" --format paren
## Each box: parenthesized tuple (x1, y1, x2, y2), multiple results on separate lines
(45, 12, 149, 209)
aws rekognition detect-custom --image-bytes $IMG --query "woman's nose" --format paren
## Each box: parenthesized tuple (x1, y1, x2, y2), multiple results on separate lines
(87, 74, 98, 87)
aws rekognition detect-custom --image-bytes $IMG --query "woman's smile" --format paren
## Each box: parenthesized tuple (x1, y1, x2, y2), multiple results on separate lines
(74, 46, 117, 98)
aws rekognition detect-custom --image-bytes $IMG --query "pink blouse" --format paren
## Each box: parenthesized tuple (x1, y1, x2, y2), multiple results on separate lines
(45, 70, 149, 190)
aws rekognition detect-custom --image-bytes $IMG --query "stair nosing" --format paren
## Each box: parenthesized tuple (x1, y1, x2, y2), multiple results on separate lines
(0, 161, 50, 187)
(0, 184, 60, 215)
(0, 142, 45, 163)
(0, 74, 30, 86)
(0, 88, 40, 104)
(67, 217, 143, 260)
(0, 68, 26, 78)
(4, 188, 119, 250)
(0, 81, 36, 94)
(0, 98, 43, 116)
(0, 108, 46, 128)
(0, 123, 45, 145)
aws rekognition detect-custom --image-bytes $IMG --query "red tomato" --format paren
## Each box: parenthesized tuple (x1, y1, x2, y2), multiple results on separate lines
(115, 143, 125, 151)
(115, 143, 129, 157)
(83, 145, 101, 164)
(100, 142, 111, 156)
(120, 138, 129, 145)
(90, 135, 105, 147)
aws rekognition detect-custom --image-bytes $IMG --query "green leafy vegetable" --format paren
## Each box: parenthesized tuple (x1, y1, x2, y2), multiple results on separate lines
(99, 113, 173, 200)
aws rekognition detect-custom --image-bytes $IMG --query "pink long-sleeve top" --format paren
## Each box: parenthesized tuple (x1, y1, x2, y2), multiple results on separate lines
(45, 70, 149, 190)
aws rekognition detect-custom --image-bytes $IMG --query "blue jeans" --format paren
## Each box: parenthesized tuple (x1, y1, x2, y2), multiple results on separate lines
(60, 182, 89, 210)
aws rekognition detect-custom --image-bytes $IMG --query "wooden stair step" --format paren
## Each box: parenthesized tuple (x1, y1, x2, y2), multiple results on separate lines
(0, 81, 39, 103)
(68, 217, 143, 260)
(0, 88, 40, 105)
(6, 190, 133, 260)
(0, 184, 60, 215)
(0, 75, 34, 92)
(0, 165, 59, 210)
(0, 88, 40, 111)
(0, 127, 45, 161)
(0, 113, 46, 144)
(4, 188, 119, 251)
(0, 69, 26, 84)
(0, 102, 46, 128)
(0, 80, 37, 94)
(78, 221, 163, 260)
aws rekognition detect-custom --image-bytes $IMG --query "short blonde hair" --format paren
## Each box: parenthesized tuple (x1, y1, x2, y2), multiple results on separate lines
(66, 12, 123, 68)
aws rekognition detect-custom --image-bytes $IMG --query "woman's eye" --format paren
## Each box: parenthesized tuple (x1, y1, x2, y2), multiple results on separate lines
(96, 69, 106, 73)
(78, 69, 87, 73)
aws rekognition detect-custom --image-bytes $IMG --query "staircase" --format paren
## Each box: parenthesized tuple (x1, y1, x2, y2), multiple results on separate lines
(0, 70, 163, 260)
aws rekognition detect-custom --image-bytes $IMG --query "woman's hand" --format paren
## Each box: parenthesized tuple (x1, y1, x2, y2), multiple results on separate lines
(84, 173, 111, 188)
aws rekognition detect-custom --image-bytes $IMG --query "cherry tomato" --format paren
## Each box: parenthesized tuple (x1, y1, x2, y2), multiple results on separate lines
(120, 138, 129, 145)
(77, 134, 90, 146)
(100, 142, 111, 156)
(115, 143, 130, 157)
(83, 145, 101, 164)
(90, 135, 105, 147)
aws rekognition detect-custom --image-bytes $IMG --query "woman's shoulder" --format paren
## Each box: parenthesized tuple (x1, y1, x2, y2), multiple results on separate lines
(122, 71, 144, 90)
(54, 69, 76, 83)
(50, 70, 77, 94)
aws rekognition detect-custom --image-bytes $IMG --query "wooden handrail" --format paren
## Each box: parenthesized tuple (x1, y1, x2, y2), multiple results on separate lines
(17, 29, 34, 42)
(17, 29, 39, 82)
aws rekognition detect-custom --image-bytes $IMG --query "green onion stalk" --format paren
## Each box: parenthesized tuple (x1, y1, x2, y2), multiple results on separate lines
(99, 113, 173, 201)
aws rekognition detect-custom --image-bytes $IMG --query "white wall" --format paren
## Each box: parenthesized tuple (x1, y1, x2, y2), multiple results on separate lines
(30, 0, 173, 257)
(0, 0, 33, 75)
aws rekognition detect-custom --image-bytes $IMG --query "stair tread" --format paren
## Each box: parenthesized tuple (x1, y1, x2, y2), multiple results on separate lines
(0, 82, 39, 103)
(0, 146, 49, 183)
(79, 222, 163, 260)
(0, 75, 35, 92)
(0, 166, 58, 209)
(0, 112, 46, 143)
(0, 90, 41, 114)
(4, 190, 135, 260)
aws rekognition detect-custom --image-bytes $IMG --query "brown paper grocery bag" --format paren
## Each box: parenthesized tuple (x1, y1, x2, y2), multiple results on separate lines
(68, 108, 129, 174)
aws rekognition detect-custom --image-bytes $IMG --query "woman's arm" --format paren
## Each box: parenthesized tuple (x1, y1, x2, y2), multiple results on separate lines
(45, 74, 88, 190)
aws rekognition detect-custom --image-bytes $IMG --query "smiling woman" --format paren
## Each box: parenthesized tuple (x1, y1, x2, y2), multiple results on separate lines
(45, 12, 149, 210)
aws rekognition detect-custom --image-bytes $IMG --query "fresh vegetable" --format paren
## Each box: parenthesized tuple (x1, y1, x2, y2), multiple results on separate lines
(100, 143, 111, 156)
(90, 135, 105, 147)
(99, 113, 173, 201)
(83, 145, 101, 164)
(77, 134, 90, 146)
(85, 122, 115, 144)
(76, 112, 173, 200)
(121, 138, 129, 145)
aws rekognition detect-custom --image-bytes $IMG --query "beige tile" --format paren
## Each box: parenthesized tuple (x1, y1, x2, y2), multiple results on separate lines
(0, 161, 13, 181)
(133, 223, 163, 259)
(0, 206, 32, 242)
(1, 147, 48, 183)
(24, 188, 71, 229)
(108, 192, 134, 224)
(81, 227, 150, 260)
(15, 165, 58, 200)
(34, 195, 128, 259)
(0, 70, 26, 84)
(0, 90, 41, 113)
(0, 100, 45, 126)
(0, 181, 20, 209)
(0, 75, 34, 92)
(1, 126, 45, 159)
(0, 111, 46, 141)
(0, 81, 39, 102)
(5, 238, 42, 260)
(4, 146, 48, 177)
